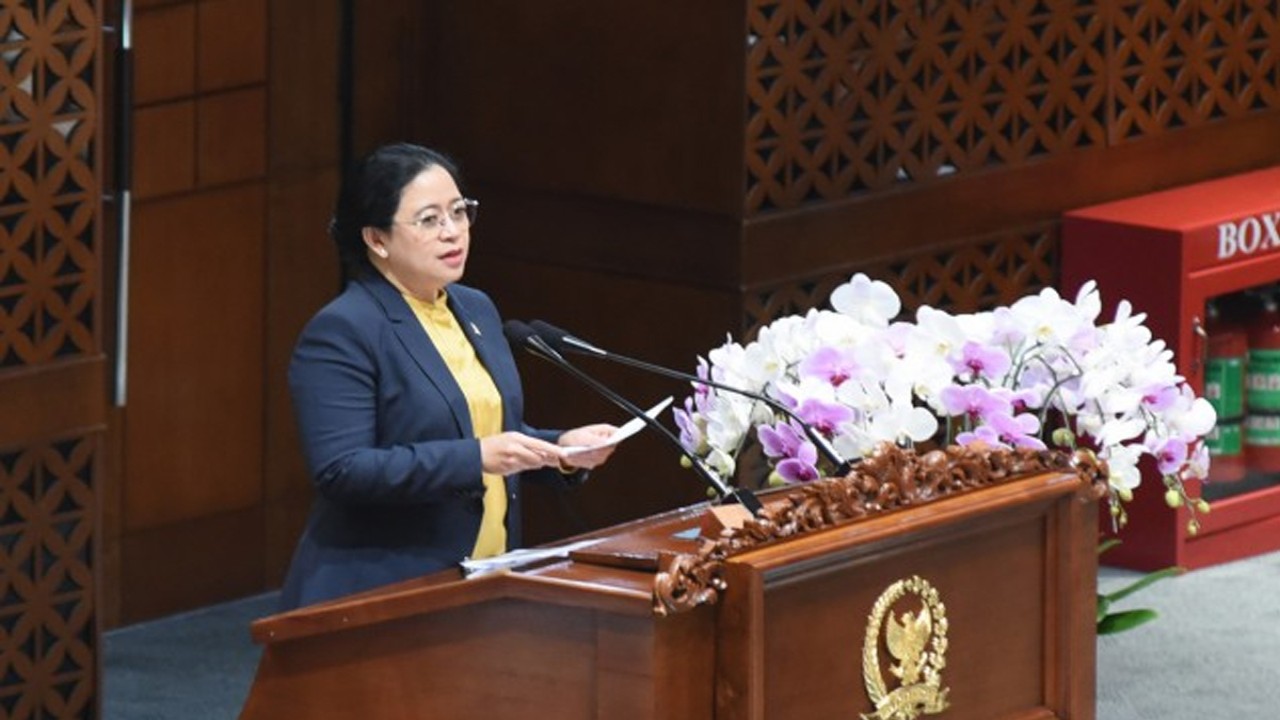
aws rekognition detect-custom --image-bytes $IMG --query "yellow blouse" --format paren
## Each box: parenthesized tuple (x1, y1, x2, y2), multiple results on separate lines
(403, 291, 507, 559)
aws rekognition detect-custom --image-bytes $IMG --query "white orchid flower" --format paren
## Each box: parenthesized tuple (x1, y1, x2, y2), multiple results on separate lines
(1011, 286, 1092, 348)
(705, 447, 737, 478)
(1095, 417, 1147, 447)
(1102, 443, 1144, 491)
(678, 275, 1212, 509)
(1163, 393, 1217, 440)
(1072, 280, 1103, 324)
(830, 273, 901, 326)
(869, 381, 939, 444)
(910, 305, 968, 359)
(810, 309, 872, 349)
(833, 425, 879, 459)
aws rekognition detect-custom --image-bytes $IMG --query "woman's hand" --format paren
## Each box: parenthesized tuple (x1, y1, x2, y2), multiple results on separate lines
(480, 432, 565, 475)
(557, 424, 620, 470)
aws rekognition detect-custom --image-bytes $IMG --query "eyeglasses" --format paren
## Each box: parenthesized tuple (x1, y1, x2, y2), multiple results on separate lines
(396, 198, 479, 235)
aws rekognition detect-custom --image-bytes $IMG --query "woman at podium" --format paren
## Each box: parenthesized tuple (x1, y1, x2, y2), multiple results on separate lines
(278, 143, 617, 610)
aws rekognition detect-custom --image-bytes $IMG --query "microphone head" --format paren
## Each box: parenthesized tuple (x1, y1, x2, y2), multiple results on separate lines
(529, 319, 571, 352)
(530, 319, 607, 357)
(502, 320, 537, 348)
(504, 319, 566, 362)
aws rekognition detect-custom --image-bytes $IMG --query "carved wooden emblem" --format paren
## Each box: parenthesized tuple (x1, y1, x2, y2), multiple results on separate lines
(861, 576, 950, 720)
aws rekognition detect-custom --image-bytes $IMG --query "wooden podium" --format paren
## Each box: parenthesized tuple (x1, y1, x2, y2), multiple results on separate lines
(240, 451, 1100, 720)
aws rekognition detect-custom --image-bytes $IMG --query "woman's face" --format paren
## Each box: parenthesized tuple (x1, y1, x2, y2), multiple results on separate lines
(364, 165, 470, 299)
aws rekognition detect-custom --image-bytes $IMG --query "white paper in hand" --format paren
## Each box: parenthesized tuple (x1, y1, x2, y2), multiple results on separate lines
(561, 396, 674, 456)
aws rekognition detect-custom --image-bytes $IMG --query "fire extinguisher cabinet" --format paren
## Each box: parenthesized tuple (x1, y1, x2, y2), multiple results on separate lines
(1062, 165, 1280, 571)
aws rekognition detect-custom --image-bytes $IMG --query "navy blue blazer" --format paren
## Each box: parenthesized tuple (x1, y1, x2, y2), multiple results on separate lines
(278, 273, 568, 610)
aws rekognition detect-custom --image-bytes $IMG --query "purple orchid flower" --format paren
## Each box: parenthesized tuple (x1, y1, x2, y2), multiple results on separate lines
(1148, 436, 1188, 475)
(1139, 383, 1179, 412)
(949, 341, 1011, 381)
(759, 420, 821, 483)
(687, 357, 722, 414)
(957, 411, 1046, 450)
(793, 398, 856, 437)
(800, 346, 860, 388)
(1004, 387, 1042, 414)
(758, 420, 806, 459)
(777, 453, 821, 483)
(955, 425, 1001, 447)
(674, 401, 702, 452)
(939, 384, 1011, 423)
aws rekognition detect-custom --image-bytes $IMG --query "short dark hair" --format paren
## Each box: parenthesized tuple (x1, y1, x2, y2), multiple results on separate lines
(330, 143, 462, 279)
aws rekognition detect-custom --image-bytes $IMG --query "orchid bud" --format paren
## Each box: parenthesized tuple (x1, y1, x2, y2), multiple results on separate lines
(1164, 489, 1183, 508)
(1194, 499, 1211, 514)
(1051, 427, 1075, 447)
(1116, 486, 1133, 503)
(1186, 519, 1200, 536)
(680, 456, 692, 469)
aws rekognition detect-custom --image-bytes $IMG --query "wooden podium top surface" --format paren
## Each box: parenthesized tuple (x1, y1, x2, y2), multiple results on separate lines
(250, 500, 713, 645)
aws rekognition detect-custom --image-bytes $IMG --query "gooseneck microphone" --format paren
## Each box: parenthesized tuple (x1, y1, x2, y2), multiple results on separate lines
(503, 320, 763, 515)
(528, 319, 855, 476)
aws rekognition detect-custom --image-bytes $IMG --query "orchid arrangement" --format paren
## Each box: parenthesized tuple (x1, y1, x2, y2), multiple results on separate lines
(674, 274, 1216, 531)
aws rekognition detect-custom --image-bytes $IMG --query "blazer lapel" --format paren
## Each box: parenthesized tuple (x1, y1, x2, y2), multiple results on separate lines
(357, 274, 473, 437)
(448, 291, 520, 433)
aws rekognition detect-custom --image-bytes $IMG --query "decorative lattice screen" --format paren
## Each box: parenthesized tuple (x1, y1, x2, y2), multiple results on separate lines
(0, 2, 100, 718)
(745, 0, 1280, 214)
(742, 0, 1279, 327)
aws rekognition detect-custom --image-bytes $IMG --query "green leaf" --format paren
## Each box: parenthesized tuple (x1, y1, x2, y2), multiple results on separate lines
(1096, 594, 1111, 622)
(1097, 538, 1123, 556)
(1100, 566, 1182, 605)
(1097, 608, 1158, 635)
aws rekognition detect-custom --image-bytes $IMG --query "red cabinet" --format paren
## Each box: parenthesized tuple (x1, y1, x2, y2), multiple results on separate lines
(1063, 166, 1280, 571)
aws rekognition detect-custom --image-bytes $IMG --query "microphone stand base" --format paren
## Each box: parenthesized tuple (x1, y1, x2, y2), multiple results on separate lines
(699, 486, 763, 539)
(699, 503, 755, 540)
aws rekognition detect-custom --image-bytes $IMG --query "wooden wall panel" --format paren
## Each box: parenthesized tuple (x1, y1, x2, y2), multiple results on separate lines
(418, 1, 746, 215)
(0, 0, 104, 715)
(132, 100, 195, 199)
(0, 362, 105, 448)
(197, 0, 267, 91)
(110, 0, 274, 624)
(263, 170, 339, 584)
(131, 2, 195, 104)
(262, 0, 342, 586)
(196, 87, 267, 185)
(267, 0, 340, 173)
(125, 184, 265, 530)
(119, 504, 264, 621)
(102, 0, 343, 623)
(347, 0, 426, 155)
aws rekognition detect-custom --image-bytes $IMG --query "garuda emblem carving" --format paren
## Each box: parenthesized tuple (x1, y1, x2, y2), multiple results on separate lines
(861, 576, 950, 720)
